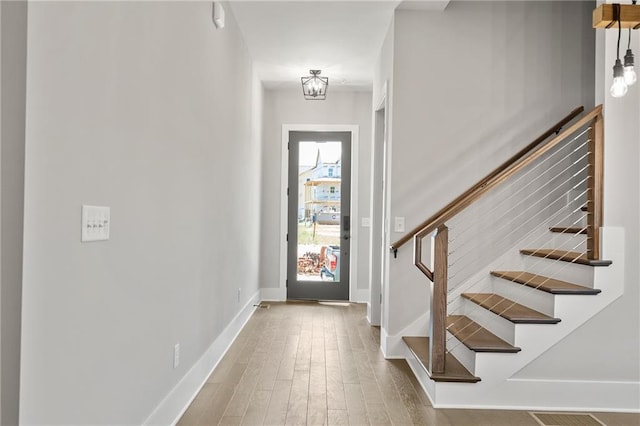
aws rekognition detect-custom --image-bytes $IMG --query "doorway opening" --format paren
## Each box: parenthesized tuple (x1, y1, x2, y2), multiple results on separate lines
(286, 131, 351, 300)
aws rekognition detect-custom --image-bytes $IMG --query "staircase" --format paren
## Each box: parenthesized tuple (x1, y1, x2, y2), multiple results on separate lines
(404, 229, 612, 384)
(389, 105, 630, 409)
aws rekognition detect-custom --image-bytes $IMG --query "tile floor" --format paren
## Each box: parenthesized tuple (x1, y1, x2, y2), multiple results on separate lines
(177, 302, 639, 425)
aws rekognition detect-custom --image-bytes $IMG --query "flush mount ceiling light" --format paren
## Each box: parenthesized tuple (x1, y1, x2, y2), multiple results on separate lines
(301, 70, 329, 100)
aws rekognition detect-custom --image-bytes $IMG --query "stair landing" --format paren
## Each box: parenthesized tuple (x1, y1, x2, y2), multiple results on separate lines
(402, 336, 480, 383)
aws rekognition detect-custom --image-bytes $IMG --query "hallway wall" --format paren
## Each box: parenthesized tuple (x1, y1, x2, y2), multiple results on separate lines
(513, 22, 640, 385)
(382, 0, 595, 349)
(260, 89, 372, 300)
(20, 2, 262, 424)
(0, 1, 27, 424)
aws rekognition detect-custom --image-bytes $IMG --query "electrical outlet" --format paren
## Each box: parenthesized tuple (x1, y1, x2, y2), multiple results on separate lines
(362, 217, 371, 227)
(173, 343, 180, 369)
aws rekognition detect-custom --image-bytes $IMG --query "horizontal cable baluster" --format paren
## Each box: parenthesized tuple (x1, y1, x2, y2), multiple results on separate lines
(447, 171, 588, 284)
(445, 189, 587, 308)
(447, 133, 589, 250)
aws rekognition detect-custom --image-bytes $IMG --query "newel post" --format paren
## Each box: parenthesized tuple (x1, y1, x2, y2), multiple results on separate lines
(429, 224, 448, 375)
(587, 113, 604, 260)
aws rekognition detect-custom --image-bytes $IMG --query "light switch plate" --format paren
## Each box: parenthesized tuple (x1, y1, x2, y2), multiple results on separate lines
(394, 217, 405, 233)
(361, 217, 371, 227)
(81, 205, 110, 242)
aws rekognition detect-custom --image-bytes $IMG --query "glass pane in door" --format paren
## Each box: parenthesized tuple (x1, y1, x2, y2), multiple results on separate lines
(287, 130, 350, 301)
(296, 141, 342, 282)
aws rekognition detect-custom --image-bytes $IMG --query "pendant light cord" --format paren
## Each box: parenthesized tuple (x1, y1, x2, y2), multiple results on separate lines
(615, 3, 621, 60)
(631, 0, 638, 48)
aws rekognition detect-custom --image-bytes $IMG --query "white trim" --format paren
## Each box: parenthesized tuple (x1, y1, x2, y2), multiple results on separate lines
(352, 289, 369, 304)
(260, 287, 286, 302)
(279, 124, 360, 302)
(405, 356, 437, 407)
(380, 327, 407, 359)
(380, 309, 430, 358)
(143, 290, 260, 426)
(379, 79, 392, 335)
(427, 378, 640, 413)
(368, 81, 389, 327)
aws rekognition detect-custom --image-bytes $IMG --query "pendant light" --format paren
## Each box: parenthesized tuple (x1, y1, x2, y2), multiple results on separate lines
(611, 4, 629, 98)
(624, 1, 637, 86)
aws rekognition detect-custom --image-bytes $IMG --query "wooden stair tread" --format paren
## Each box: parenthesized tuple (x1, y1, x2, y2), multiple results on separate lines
(549, 226, 587, 235)
(520, 249, 612, 266)
(402, 336, 480, 383)
(461, 293, 560, 324)
(491, 271, 601, 295)
(447, 315, 520, 353)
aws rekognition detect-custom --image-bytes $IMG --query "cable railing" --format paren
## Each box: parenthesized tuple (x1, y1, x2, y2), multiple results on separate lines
(391, 105, 604, 375)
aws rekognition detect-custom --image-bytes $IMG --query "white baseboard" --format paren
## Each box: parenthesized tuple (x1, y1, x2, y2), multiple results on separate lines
(381, 310, 430, 358)
(380, 327, 410, 359)
(351, 288, 369, 303)
(432, 378, 640, 413)
(143, 290, 260, 426)
(260, 287, 286, 301)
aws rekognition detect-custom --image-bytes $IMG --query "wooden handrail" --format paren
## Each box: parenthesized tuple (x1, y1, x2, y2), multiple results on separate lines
(390, 105, 591, 254)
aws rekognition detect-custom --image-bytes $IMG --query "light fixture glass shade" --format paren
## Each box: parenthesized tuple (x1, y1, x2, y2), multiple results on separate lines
(301, 70, 329, 100)
(611, 59, 628, 98)
(624, 49, 637, 86)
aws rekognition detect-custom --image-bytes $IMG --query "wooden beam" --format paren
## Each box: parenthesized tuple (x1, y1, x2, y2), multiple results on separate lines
(593, 4, 640, 29)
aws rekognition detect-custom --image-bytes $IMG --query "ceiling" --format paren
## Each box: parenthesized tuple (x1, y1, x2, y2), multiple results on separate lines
(228, 1, 449, 91)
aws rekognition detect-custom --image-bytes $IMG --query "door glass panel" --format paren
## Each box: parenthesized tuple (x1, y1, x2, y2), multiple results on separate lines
(287, 130, 350, 301)
(297, 141, 342, 282)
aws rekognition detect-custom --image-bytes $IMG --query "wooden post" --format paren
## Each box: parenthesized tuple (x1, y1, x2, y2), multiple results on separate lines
(429, 225, 448, 375)
(587, 114, 604, 261)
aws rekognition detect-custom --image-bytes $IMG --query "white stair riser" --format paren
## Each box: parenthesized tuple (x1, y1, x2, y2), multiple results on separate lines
(491, 278, 556, 318)
(461, 297, 516, 345)
(522, 255, 594, 288)
(446, 333, 476, 375)
(545, 232, 587, 252)
(473, 351, 521, 379)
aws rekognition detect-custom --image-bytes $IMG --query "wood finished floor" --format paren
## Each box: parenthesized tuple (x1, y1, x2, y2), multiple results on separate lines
(178, 302, 639, 426)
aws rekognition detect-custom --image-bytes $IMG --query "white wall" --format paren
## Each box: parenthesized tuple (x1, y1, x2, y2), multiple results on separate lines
(20, 2, 262, 424)
(383, 1, 595, 343)
(0, 1, 27, 424)
(260, 89, 372, 300)
(514, 21, 640, 383)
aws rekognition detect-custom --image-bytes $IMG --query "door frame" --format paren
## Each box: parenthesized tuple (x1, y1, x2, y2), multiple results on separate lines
(276, 124, 359, 302)
(368, 89, 388, 326)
